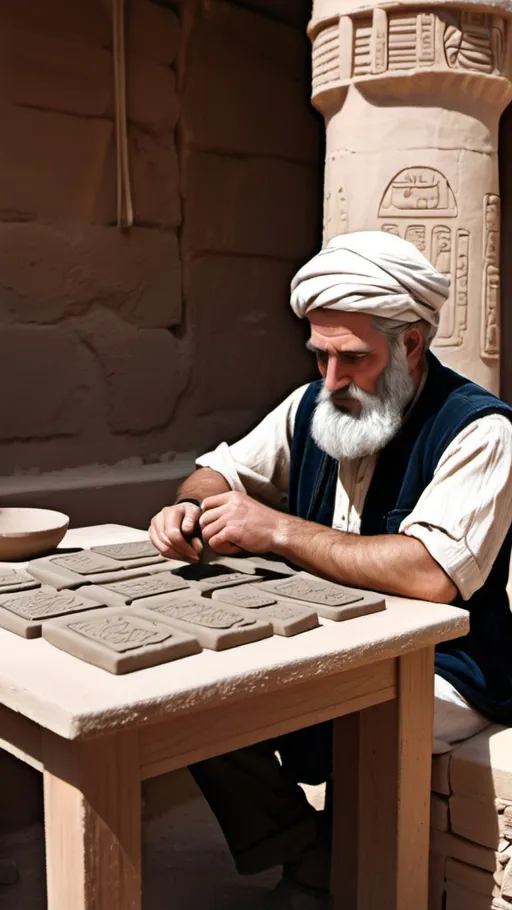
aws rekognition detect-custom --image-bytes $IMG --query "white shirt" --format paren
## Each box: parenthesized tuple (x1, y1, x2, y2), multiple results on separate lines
(197, 385, 512, 601)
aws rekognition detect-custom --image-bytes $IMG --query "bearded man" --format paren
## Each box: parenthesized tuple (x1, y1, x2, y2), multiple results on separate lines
(150, 231, 512, 910)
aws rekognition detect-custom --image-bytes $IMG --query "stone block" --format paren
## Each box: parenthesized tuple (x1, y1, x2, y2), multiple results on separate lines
(6, 29, 178, 135)
(182, 152, 319, 260)
(449, 794, 501, 849)
(100, 128, 181, 228)
(127, 0, 180, 65)
(500, 848, 512, 898)
(0, 224, 182, 329)
(432, 752, 452, 796)
(182, 2, 320, 162)
(7, 28, 112, 118)
(0, 326, 92, 439)
(429, 850, 446, 910)
(128, 56, 179, 134)
(127, 129, 181, 229)
(446, 858, 496, 897)
(232, 0, 310, 29)
(445, 880, 503, 910)
(185, 254, 314, 414)
(431, 829, 501, 874)
(450, 725, 512, 800)
(431, 794, 450, 832)
(0, 106, 112, 223)
(0, 0, 111, 47)
(75, 309, 189, 433)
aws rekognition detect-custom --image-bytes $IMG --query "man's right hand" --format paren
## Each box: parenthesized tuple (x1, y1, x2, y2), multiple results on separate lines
(149, 502, 203, 562)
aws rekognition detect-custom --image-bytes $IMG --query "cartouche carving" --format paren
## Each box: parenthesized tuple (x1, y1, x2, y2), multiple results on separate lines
(379, 168, 457, 216)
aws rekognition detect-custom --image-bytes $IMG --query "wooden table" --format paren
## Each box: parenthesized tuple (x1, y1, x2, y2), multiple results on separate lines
(0, 524, 469, 910)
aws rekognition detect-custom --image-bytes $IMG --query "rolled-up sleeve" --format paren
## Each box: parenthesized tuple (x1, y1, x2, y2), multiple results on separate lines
(196, 385, 308, 508)
(399, 414, 512, 601)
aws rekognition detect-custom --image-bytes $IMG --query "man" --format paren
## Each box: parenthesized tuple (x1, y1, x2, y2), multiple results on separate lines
(150, 231, 512, 909)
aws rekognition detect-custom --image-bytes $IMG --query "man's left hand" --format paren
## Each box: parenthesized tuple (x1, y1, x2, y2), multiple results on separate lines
(199, 491, 287, 555)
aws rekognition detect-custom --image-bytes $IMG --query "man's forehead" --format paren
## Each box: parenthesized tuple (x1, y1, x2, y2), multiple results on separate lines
(307, 309, 379, 347)
(307, 308, 374, 333)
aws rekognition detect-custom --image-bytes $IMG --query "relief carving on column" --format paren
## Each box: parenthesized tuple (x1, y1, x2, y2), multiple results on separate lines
(312, 8, 509, 86)
(443, 13, 506, 73)
(482, 194, 501, 358)
(378, 168, 468, 348)
(323, 184, 348, 242)
(312, 22, 342, 96)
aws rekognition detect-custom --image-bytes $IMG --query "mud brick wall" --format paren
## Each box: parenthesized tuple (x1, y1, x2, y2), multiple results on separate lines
(0, 0, 321, 500)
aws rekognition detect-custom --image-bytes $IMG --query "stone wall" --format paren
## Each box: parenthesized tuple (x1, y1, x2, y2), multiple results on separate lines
(0, 0, 321, 521)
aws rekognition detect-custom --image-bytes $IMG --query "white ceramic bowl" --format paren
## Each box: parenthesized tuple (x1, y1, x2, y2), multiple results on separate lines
(0, 508, 69, 561)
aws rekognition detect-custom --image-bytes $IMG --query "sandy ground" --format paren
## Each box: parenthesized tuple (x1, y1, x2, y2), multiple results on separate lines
(0, 771, 324, 910)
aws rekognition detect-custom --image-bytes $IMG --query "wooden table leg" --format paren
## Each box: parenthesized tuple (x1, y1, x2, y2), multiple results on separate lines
(331, 647, 435, 910)
(42, 729, 141, 910)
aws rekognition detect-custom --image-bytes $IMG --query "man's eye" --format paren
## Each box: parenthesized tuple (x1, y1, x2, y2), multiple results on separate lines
(316, 351, 328, 363)
(342, 353, 368, 363)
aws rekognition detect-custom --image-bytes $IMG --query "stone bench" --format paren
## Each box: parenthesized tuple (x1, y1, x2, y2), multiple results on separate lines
(430, 725, 512, 910)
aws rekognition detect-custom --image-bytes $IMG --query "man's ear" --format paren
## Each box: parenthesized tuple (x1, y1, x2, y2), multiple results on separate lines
(403, 327, 424, 372)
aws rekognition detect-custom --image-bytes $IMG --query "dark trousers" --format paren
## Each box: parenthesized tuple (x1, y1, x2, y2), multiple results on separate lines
(190, 722, 333, 875)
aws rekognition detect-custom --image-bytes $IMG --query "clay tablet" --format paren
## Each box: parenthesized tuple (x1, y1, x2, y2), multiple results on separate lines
(210, 585, 277, 609)
(243, 556, 297, 577)
(90, 573, 190, 607)
(0, 589, 104, 639)
(27, 553, 157, 590)
(258, 574, 385, 621)
(51, 551, 121, 575)
(175, 563, 263, 593)
(142, 594, 273, 650)
(211, 586, 319, 636)
(0, 569, 40, 594)
(43, 607, 201, 674)
(91, 541, 164, 565)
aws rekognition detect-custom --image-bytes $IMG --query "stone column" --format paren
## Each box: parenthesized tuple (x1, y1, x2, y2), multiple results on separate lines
(309, 0, 512, 393)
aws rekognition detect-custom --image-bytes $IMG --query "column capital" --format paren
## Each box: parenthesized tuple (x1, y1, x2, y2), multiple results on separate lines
(309, 3, 512, 113)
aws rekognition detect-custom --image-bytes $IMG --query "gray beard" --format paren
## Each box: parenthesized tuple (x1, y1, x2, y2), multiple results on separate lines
(311, 343, 415, 461)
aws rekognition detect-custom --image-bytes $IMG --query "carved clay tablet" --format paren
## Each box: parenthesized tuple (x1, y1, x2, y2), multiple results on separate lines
(212, 587, 319, 637)
(259, 575, 365, 607)
(200, 571, 260, 589)
(210, 585, 278, 609)
(102, 573, 189, 605)
(91, 541, 164, 563)
(142, 594, 273, 650)
(27, 555, 156, 591)
(244, 556, 297, 577)
(0, 590, 104, 638)
(42, 607, 201, 673)
(50, 552, 120, 575)
(258, 574, 385, 621)
(0, 569, 40, 594)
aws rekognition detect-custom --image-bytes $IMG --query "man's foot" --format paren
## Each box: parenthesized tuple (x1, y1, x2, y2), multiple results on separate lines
(259, 878, 331, 910)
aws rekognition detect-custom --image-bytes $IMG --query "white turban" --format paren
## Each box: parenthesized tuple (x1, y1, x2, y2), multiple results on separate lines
(290, 231, 450, 329)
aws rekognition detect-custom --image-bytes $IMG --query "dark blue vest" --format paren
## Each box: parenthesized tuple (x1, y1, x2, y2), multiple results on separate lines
(288, 352, 512, 725)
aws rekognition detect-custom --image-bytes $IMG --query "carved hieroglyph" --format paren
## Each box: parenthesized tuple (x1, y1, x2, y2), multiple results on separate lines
(309, 0, 512, 391)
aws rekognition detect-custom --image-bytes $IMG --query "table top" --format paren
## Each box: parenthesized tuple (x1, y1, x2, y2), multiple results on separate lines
(0, 524, 469, 740)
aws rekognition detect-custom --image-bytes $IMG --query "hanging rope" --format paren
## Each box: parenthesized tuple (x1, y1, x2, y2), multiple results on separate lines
(112, 0, 134, 228)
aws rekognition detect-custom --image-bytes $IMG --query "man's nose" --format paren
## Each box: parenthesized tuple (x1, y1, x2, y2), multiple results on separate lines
(324, 355, 351, 394)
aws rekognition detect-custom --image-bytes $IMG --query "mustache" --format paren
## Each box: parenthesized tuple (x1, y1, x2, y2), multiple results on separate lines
(327, 384, 376, 406)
